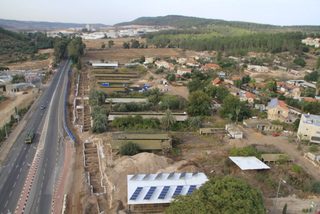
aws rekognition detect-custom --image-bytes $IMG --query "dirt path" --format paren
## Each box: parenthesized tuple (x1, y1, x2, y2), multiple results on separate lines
(239, 127, 320, 180)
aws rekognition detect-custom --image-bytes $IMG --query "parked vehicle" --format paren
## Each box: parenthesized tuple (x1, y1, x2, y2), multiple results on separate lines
(40, 105, 45, 110)
(25, 130, 34, 144)
(272, 133, 280, 137)
(261, 131, 267, 135)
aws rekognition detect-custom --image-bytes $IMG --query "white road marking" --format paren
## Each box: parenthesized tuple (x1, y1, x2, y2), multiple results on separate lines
(19, 168, 22, 172)
(13, 182, 16, 187)
(9, 191, 12, 197)
(16, 174, 19, 179)
(4, 200, 8, 207)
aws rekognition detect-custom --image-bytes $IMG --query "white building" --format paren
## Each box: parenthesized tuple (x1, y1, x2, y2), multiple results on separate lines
(127, 172, 208, 212)
(297, 114, 320, 144)
(247, 65, 269, 72)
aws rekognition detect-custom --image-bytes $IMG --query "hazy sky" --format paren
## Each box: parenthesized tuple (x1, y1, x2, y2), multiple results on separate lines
(0, 0, 319, 26)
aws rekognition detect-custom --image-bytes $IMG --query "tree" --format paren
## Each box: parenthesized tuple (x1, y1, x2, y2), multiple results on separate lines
(161, 109, 176, 130)
(187, 117, 202, 128)
(235, 107, 241, 122)
(304, 71, 319, 82)
(123, 42, 130, 49)
(120, 141, 140, 156)
(101, 43, 106, 49)
(206, 84, 230, 103)
(165, 175, 265, 214)
(108, 40, 114, 48)
(187, 90, 212, 116)
(11, 74, 25, 83)
(234, 79, 242, 88)
(316, 56, 320, 70)
(293, 57, 306, 67)
(217, 50, 222, 61)
(218, 94, 252, 121)
(282, 203, 288, 214)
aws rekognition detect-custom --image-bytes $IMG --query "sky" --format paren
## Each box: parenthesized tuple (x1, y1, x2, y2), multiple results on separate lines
(0, 0, 319, 26)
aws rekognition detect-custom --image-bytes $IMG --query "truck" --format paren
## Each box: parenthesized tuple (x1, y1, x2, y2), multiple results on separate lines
(24, 129, 34, 144)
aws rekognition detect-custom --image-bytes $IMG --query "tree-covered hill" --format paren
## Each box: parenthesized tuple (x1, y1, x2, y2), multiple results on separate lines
(115, 15, 320, 34)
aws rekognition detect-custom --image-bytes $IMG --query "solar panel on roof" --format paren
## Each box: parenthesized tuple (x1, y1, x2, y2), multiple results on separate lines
(187, 185, 197, 194)
(173, 186, 183, 196)
(129, 187, 143, 200)
(179, 172, 186, 179)
(192, 171, 198, 176)
(143, 173, 151, 180)
(144, 186, 157, 200)
(155, 173, 163, 180)
(130, 173, 139, 180)
(158, 186, 170, 200)
(167, 172, 175, 180)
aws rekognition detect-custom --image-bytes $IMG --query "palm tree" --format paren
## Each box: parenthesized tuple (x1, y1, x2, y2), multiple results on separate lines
(161, 109, 176, 130)
(235, 107, 241, 123)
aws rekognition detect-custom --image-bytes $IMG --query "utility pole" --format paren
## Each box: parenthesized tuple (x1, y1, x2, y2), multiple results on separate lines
(273, 178, 286, 214)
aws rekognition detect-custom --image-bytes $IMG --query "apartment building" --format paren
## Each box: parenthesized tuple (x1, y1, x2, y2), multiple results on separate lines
(297, 114, 320, 144)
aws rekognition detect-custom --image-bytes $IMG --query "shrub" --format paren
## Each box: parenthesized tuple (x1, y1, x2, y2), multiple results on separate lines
(120, 141, 140, 156)
(290, 165, 303, 172)
(309, 144, 318, 152)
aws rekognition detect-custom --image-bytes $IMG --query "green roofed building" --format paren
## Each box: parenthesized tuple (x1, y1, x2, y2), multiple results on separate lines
(111, 134, 172, 151)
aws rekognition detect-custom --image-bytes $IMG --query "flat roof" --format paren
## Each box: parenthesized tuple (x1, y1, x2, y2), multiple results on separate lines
(229, 156, 270, 170)
(127, 173, 208, 205)
(105, 98, 149, 103)
(108, 113, 187, 122)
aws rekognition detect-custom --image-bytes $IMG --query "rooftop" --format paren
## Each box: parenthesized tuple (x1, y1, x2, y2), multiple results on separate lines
(229, 156, 270, 170)
(127, 172, 208, 205)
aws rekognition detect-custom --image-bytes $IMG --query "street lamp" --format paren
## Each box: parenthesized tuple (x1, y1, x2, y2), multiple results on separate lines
(273, 178, 286, 214)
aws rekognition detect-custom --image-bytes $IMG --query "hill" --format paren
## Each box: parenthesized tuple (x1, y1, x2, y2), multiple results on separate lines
(0, 18, 108, 30)
(115, 15, 320, 34)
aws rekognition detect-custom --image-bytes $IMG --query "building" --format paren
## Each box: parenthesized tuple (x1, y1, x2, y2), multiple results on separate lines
(212, 78, 224, 86)
(225, 124, 243, 139)
(111, 134, 172, 151)
(91, 61, 118, 69)
(238, 92, 256, 104)
(302, 37, 320, 48)
(145, 56, 155, 64)
(127, 172, 208, 213)
(200, 63, 220, 71)
(267, 98, 289, 122)
(243, 119, 283, 131)
(297, 114, 320, 144)
(176, 68, 192, 75)
(155, 60, 170, 69)
(247, 65, 269, 72)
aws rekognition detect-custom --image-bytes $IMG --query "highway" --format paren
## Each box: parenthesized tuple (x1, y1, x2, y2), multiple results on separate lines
(0, 59, 69, 214)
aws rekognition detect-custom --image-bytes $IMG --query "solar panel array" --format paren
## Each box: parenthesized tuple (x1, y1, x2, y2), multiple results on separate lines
(187, 185, 197, 194)
(155, 173, 163, 180)
(173, 185, 183, 196)
(179, 172, 186, 179)
(129, 187, 143, 200)
(144, 186, 157, 200)
(143, 173, 151, 180)
(158, 186, 170, 200)
(130, 174, 139, 180)
(167, 172, 175, 180)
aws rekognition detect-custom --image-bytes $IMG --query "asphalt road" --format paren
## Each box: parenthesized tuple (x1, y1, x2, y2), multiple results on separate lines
(0, 59, 69, 214)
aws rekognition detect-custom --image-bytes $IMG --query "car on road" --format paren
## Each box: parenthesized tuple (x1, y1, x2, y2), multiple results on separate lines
(40, 105, 45, 110)
(272, 133, 280, 137)
(261, 131, 267, 135)
(22, 92, 28, 94)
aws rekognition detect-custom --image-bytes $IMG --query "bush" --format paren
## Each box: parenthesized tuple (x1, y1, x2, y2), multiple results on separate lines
(309, 144, 318, 152)
(230, 146, 261, 159)
(120, 141, 140, 156)
(290, 165, 303, 172)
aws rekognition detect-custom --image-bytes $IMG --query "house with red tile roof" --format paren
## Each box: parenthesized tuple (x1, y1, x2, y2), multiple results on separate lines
(268, 98, 289, 122)
(212, 78, 224, 86)
(155, 60, 170, 69)
(200, 63, 220, 71)
(186, 60, 199, 67)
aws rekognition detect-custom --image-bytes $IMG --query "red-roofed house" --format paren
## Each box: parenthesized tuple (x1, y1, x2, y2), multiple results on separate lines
(155, 60, 170, 69)
(268, 98, 290, 122)
(200, 63, 220, 71)
(212, 78, 224, 86)
(186, 60, 199, 67)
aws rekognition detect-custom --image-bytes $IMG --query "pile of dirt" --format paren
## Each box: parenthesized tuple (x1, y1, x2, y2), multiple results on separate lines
(105, 152, 200, 211)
